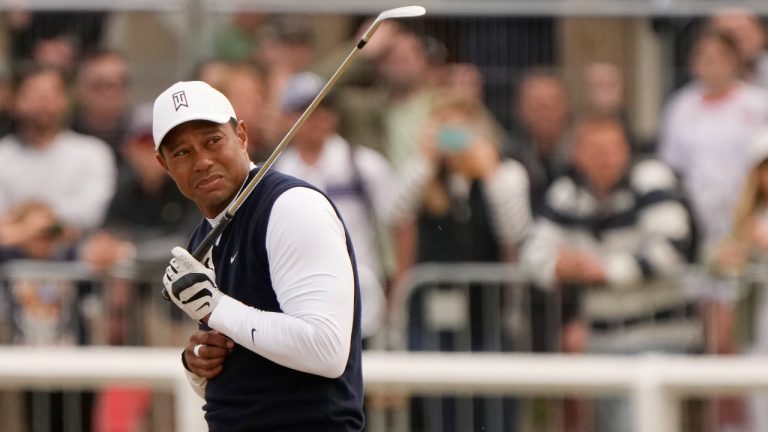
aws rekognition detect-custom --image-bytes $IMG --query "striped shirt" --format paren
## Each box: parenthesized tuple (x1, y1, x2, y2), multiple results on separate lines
(521, 158, 701, 352)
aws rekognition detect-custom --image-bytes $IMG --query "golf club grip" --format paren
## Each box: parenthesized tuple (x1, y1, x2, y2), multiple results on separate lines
(161, 214, 232, 301)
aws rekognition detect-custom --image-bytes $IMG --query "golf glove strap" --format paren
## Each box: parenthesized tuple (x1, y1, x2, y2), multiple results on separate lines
(164, 246, 224, 322)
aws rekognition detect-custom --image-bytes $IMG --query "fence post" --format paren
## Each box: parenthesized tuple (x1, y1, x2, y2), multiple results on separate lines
(633, 355, 679, 432)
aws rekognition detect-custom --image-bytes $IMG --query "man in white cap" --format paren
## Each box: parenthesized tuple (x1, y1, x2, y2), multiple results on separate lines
(153, 80, 364, 431)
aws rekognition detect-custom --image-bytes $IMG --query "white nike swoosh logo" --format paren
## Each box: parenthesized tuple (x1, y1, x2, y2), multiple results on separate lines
(230, 251, 238, 263)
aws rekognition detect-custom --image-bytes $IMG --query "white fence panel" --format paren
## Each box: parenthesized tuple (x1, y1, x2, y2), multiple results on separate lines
(3, 348, 768, 432)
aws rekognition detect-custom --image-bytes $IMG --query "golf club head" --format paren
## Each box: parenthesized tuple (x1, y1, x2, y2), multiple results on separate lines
(360, 5, 426, 46)
(375, 5, 426, 23)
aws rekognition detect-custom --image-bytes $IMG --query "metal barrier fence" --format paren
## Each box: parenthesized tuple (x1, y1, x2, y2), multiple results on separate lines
(2, 259, 767, 431)
(380, 261, 765, 432)
(0, 259, 195, 432)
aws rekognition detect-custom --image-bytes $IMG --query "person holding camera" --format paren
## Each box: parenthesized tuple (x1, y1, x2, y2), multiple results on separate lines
(405, 96, 531, 265)
(392, 95, 531, 431)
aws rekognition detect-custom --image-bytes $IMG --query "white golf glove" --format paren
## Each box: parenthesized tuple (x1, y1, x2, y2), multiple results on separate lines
(163, 246, 224, 322)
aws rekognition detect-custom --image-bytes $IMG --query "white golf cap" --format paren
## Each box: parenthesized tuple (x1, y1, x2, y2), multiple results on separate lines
(152, 81, 237, 151)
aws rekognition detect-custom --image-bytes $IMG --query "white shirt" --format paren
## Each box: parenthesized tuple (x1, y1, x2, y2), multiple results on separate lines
(187, 181, 355, 397)
(275, 134, 394, 280)
(659, 81, 768, 249)
(0, 131, 116, 229)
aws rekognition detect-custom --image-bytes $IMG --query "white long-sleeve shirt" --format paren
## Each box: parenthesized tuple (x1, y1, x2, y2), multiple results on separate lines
(186, 185, 354, 396)
(0, 131, 116, 230)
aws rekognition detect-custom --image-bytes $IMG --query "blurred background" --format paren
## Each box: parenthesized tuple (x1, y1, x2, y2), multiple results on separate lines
(3, 1, 768, 431)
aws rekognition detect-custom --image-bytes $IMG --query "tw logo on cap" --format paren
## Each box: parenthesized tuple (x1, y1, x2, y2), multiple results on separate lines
(172, 91, 189, 111)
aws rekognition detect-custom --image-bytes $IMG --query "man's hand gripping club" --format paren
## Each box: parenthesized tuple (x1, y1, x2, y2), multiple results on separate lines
(163, 246, 224, 323)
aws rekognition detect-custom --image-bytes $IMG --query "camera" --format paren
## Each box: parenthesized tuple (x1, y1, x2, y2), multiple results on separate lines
(436, 126, 471, 153)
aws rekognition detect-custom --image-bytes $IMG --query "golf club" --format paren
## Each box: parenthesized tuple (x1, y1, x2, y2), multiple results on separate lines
(162, 5, 427, 300)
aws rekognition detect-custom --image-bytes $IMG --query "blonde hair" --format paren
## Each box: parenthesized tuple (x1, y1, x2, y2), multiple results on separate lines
(731, 164, 766, 241)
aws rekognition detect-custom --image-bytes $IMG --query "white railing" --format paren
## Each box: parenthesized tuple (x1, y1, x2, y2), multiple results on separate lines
(2, 0, 768, 16)
(3, 347, 768, 432)
(0, 347, 208, 431)
(205, 0, 768, 16)
(0, 1, 184, 11)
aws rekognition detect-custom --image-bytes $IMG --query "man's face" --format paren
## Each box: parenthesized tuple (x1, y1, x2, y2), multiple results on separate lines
(13, 71, 68, 133)
(379, 34, 428, 92)
(285, 107, 336, 151)
(518, 77, 570, 144)
(76, 54, 128, 120)
(157, 120, 251, 218)
(573, 122, 630, 194)
(691, 38, 740, 87)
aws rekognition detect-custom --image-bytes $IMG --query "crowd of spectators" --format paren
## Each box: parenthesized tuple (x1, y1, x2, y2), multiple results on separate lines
(2, 6, 768, 432)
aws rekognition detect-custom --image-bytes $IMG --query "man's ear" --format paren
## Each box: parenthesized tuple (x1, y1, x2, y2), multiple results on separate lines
(237, 120, 249, 152)
(156, 151, 169, 172)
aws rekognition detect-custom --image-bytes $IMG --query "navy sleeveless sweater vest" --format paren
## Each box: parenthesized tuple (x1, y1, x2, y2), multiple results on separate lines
(187, 169, 364, 432)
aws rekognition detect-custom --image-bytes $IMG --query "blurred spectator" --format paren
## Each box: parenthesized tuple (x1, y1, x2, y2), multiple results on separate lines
(31, 35, 78, 74)
(257, 16, 316, 144)
(218, 63, 271, 161)
(441, 62, 485, 105)
(337, 30, 445, 162)
(71, 49, 131, 166)
(709, 9, 768, 89)
(8, 10, 106, 74)
(333, 30, 448, 281)
(583, 63, 627, 122)
(192, 58, 232, 91)
(710, 129, 768, 431)
(521, 116, 698, 431)
(401, 96, 530, 431)
(257, 15, 314, 75)
(213, 12, 267, 61)
(313, 20, 403, 88)
(658, 30, 768, 376)
(274, 72, 397, 338)
(582, 62, 645, 154)
(507, 68, 573, 215)
(407, 97, 531, 263)
(0, 64, 114, 432)
(0, 65, 116, 238)
(376, 31, 446, 167)
(0, 65, 116, 341)
(583, 63, 624, 115)
(335, 29, 512, 283)
(660, 29, 768, 258)
(709, 130, 768, 432)
(712, 129, 768, 336)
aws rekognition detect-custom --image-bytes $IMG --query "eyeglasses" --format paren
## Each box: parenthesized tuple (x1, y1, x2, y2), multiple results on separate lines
(87, 77, 129, 91)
